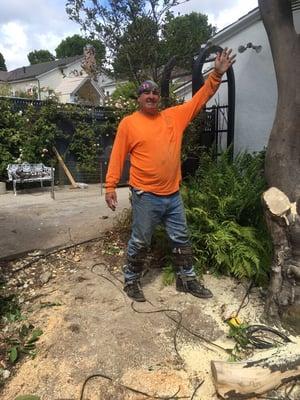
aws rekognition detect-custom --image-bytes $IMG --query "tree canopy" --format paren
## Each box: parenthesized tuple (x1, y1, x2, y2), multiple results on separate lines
(0, 52, 7, 71)
(161, 12, 215, 70)
(66, 0, 213, 82)
(55, 34, 105, 66)
(27, 50, 55, 65)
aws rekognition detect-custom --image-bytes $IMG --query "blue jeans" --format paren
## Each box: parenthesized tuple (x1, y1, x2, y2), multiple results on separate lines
(124, 188, 196, 281)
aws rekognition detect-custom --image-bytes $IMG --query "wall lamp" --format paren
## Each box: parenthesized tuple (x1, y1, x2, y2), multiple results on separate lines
(238, 42, 262, 53)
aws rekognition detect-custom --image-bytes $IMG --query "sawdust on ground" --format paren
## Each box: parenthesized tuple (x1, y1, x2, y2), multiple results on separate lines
(0, 237, 298, 400)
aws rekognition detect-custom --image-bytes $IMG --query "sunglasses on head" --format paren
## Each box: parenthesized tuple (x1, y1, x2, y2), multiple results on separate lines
(141, 88, 160, 95)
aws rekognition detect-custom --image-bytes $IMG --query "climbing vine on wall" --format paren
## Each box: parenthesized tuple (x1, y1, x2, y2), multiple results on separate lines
(0, 99, 113, 180)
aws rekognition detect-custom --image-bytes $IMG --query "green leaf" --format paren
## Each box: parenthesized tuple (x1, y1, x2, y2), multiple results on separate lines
(15, 396, 41, 400)
(9, 346, 18, 363)
(27, 328, 43, 344)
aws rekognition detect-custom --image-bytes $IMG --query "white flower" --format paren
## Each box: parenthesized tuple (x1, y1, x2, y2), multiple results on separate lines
(18, 110, 23, 115)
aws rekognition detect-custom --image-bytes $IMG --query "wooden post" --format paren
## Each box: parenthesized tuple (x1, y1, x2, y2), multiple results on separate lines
(52, 146, 78, 189)
(100, 159, 103, 196)
(50, 162, 55, 200)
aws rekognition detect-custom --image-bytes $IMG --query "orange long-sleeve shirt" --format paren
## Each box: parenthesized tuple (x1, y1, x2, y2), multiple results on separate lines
(105, 70, 222, 195)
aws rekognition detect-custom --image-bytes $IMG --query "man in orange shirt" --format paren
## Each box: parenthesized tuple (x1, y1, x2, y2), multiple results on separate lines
(105, 48, 236, 302)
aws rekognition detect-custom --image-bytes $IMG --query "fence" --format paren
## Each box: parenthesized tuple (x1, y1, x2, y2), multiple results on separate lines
(1, 96, 130, 188)
(1, 97, 227, 190)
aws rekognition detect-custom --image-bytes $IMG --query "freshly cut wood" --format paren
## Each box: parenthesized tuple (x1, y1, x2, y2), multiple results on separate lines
(263, 186, 291, 217)
(262, 187, 300, 328)
(211, 341, 300, 399)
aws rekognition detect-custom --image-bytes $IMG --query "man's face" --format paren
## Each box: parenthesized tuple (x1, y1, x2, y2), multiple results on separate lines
(138, 88, 160, 115)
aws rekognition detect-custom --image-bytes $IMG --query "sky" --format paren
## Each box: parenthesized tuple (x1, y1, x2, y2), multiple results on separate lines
(0, 0, 258, 71)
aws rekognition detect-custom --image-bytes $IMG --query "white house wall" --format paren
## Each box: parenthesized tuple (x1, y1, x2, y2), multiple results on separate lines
(208, 19, 277, 154)
(39, 69, 64, 99)
(9, 79, 38, 96)
(39, 60, 88, 100)
(208, 8, 300, 154)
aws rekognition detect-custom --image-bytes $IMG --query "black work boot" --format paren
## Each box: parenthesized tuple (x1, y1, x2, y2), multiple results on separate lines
(124, 280, 146, 302)
(176, 276, 213, 298)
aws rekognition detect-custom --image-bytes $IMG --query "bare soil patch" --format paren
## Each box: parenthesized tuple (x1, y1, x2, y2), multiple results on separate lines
(0, 228, 299, 400)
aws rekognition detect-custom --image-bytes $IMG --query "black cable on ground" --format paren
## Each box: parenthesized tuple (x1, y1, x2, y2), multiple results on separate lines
(79, 372, 188, 400)
(90, 262, 128, 301)
(131, 300, 183, 360)
(245, 324, 292, 349)
(163, 310, 231, 354)
(91, 262, 230, 355)
(234, 280, 254, 318)
(190, 380, 204, 400)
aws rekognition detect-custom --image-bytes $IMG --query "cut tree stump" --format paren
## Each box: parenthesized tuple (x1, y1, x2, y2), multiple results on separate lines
(262, 187, 300, 332)
(211, 341, 300, 399)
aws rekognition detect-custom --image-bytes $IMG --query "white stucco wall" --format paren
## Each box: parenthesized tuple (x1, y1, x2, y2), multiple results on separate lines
(9, 78, 39, 97)
(39, 69, 64, 99)
(209, 19, 277, 153)
(175, 8, 299, 155)
(39, 60, 88, 100)
(209, 8, 300, 154)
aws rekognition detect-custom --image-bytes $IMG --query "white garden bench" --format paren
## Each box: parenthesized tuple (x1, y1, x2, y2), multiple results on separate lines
(7, 163, 54, 195)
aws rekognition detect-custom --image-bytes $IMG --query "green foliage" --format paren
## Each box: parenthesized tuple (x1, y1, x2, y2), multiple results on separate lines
(55, 34, 105, 67)
(7, 324, 43, 363)
(27, 50, 55, 65)
(0, 295, 24, 323)
(66, 0, 212, 81)
(150, 225, 176, 283)
(0, 99, 105, 180)
(104, 84, 139, 132)
(0, 84, 11, 96)
(162, 263, 176, 286)
(227, 320, 251, 361)
(0, 52, 7, 71)
(111, 82, 138, 102)
(112, 16, 162, 81)
(161, 12, 216, 70)
(181, 112, 206, 162)
(69, 122, 100, 172)
(182, 149, 272, 284)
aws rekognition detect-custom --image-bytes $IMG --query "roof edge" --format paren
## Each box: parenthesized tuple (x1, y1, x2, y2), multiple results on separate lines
(37, 57, 83, 79)
(211, 7, 261, 44)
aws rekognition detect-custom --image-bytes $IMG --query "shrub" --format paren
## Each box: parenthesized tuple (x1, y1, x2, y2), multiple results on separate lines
(0, 99, 105, 180)
(182, 149, 271, 284)
(157, 149, 271, 285)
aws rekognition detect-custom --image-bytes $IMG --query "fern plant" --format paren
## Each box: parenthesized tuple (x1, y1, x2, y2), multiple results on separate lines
(181, 148, 271, 284)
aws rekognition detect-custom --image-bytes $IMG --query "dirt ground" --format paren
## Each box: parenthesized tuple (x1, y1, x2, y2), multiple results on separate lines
(1, 228, 299, 400)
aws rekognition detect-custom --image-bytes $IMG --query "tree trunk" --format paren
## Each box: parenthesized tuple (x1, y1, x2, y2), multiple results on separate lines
(259, 0, 300, 330)
(262, 188, 300, 331)
(211, 341, 300, 399)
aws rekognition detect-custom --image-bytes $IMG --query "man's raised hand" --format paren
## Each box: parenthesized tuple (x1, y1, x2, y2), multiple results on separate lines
(215, 47, 236, 75)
